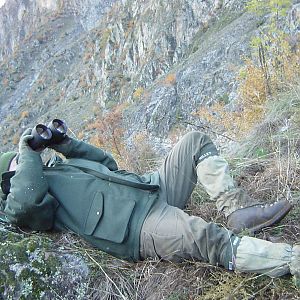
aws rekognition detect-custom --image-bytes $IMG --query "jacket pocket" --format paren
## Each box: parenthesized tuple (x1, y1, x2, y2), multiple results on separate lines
(83, 191, 136, 243)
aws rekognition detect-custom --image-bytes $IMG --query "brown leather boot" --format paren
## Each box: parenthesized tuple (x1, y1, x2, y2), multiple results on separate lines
(227, 200, 292, 234)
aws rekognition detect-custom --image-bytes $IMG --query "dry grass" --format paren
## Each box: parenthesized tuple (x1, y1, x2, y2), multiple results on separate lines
(58, 228, 300, 299)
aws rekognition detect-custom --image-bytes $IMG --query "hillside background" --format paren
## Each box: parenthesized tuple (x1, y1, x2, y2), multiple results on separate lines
(0, 0, 300, 299)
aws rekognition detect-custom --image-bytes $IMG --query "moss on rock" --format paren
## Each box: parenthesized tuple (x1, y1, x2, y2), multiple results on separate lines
(0, 225, 89, 299)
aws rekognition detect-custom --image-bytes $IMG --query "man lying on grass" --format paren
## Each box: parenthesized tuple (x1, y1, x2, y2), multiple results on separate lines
(0, 124, 299, 285)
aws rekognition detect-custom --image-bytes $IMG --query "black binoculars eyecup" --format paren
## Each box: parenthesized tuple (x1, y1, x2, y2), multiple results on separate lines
(28, 119, 67, 151)
(47, 119, 67, 143)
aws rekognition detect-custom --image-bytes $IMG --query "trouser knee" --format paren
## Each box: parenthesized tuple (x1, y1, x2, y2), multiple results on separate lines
(181, 131, 219, 163)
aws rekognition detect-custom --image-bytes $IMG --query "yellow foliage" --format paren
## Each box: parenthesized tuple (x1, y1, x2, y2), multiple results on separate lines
(164, 73, 176, 85)
(224, 0, 300, 137)
(239, 61, 266, 107)
(88, 103, 128, 161)
(278, 46, 300, 84)
(193, 39, 298, 138)
(133, 87, 144, 100)
(194, 103, 245, 138)
(123, 131, 158, 173)
(77, 131, 84, 140)
(235, 42, 300, 134)
(83, 52, 92, 62)
(124, 20, 135, 38)
(100, 28, 112, 49)
(20, 111, 29, 119)
(2, 78, 9, 87)
(235, 60, 267, 131)
(89, 135, 102, 148)
(12, 133, 19, 145)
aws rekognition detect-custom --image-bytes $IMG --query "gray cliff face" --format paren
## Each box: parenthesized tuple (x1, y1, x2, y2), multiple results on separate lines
(124, 5, 255, 137)
(0, 0, 117, 60)
(0, 0, 299, 150)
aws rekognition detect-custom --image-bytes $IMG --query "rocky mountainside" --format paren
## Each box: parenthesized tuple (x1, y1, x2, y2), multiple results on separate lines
(0, 0, 299, 152)
(1, 1, 300, 298)
(0, 0, 117, 60)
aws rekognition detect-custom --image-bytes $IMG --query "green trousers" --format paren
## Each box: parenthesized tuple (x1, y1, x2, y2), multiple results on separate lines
(140, 132, 238, 268)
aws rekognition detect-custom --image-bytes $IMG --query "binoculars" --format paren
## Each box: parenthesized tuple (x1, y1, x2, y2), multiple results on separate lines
(28, 119, 68, 150)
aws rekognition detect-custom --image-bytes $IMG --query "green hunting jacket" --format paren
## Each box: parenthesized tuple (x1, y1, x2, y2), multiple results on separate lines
(2, 138, 160, 261)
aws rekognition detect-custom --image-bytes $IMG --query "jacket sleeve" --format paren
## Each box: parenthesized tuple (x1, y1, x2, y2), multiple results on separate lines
(50, 138, 118, 171)
(4, 150, 58, 230)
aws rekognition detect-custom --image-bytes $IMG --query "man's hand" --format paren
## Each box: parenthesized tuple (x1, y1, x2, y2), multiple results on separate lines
(48, 135, 71, 154)
(19, 128, 34, 154)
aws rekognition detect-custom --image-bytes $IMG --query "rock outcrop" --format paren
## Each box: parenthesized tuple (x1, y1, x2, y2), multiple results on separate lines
(0, 0, 117, 60)
(0, 224, 89, 298)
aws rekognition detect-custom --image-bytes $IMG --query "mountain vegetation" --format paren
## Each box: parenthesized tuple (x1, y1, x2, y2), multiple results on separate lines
(0, 0, 300, 298)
